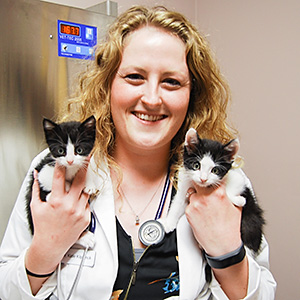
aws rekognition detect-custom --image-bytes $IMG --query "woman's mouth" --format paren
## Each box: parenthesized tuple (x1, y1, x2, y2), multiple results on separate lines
(133, 112, 166, 122)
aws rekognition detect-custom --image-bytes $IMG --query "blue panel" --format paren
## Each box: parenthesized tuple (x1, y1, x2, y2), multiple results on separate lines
(57, 20, 97, 60)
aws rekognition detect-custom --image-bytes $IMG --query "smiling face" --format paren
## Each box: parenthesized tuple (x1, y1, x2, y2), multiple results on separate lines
(110, 26, 191, 157)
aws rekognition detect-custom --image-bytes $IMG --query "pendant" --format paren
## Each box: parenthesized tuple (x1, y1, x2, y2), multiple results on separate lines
(135, 215, 140, 226)
(138, 220, 165, 246)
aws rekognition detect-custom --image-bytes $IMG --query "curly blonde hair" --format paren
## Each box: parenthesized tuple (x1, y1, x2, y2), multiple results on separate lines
(67, 5, 237, 175)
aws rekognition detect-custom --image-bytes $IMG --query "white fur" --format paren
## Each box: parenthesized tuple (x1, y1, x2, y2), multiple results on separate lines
(38, 140, 98, 196)
(76, 231, 96, 249)
(189, 156, 220, 187)
(225, 169, 247, 207)
(158, 167, 193, 233)
(38, 164, 55, 191)
(159, 157, 247, 233)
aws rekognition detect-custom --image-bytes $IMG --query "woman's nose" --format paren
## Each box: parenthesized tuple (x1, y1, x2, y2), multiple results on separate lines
(141, 81, 162, 107)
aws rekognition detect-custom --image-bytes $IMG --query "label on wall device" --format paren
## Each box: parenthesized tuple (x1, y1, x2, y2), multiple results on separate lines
(57, 20, 97, 60)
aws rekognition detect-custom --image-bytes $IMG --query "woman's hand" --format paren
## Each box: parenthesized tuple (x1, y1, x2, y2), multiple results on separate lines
(185, 181, 242, 256)
(185, 182, 248, 299)
(25, 161, 91, 294)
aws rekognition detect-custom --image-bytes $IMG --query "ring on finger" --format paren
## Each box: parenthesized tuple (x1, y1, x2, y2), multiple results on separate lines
(186, 190, 196, 199)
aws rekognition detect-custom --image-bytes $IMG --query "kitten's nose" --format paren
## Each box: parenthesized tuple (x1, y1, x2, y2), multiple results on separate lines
(201, 178, 208, 183)
(67, 160, 74, 165)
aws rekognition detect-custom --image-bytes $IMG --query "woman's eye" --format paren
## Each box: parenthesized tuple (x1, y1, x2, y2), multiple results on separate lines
(163, 78, 181, 87)
(125, 73, 144, 82)
(192, 162, 201, 170)
(211, 167, 220, 175)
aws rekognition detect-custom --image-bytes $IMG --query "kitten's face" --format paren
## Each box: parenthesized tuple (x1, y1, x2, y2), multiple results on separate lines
(183, 128, 239, 187)
(43, 116, 96, 169)
(55, 139, 88, 169)
(184, 154, 227, 187)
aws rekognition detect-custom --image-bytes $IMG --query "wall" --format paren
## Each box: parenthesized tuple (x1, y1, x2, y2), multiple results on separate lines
(40, 0, 197, 23)
(195, 1, 300, 299)
(116, 0, 196, 21)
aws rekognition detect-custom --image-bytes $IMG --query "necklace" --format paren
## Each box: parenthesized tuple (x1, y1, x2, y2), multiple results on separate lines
(120, 174, 166, 225)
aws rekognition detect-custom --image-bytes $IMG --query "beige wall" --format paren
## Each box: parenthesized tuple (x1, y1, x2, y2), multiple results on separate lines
(41, 0, 197, 22)
(195, 1, 300, 299)
(9, 0, 300, 298)
(116, 0, 196, 22)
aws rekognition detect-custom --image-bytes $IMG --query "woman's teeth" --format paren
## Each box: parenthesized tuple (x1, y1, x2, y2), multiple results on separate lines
(134, 113, 165, 122)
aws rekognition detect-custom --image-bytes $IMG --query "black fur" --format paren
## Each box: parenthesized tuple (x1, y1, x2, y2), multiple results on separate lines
(184, 138, 234, 180)
(183, 132, 265, 282)
(241, 187, 265, 253)
(25, 153, 55, 234)
(25, 116, 96, 235)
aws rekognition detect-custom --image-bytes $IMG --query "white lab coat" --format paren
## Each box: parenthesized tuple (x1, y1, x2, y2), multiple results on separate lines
(0, 150, 276, 300)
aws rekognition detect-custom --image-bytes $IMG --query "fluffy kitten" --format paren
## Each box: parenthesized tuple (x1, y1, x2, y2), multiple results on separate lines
(159, 128, 265, 280)
(25, 116, 97, 234)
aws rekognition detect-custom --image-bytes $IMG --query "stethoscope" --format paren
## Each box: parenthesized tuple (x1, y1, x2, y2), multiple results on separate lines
(138, 170, 170, 246)
(57, 211, 96, 300)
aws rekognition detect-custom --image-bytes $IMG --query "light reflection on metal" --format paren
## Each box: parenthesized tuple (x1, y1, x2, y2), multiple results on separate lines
(0, 0, 115, 240)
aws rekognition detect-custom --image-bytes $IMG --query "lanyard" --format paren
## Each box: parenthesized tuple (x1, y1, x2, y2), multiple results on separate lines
(155, 169, 170, 220)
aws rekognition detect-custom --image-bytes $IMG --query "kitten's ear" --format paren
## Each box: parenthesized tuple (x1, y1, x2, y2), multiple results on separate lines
(81, 116, 96, 130)
(43, 118, 57, 132)
(184, 128, 200, 154)
(43, 119, 59, 145)
(223, 139, 240, 160)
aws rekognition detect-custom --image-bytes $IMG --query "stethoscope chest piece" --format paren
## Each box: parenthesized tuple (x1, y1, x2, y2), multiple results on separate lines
(138, 220, 165, 246)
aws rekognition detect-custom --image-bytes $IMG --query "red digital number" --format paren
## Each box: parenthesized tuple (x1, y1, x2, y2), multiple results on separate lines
(60, 24, 80, 36)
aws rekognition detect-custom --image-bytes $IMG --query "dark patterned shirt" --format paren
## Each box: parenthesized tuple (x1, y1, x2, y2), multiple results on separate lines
(112, 219, 180, 299)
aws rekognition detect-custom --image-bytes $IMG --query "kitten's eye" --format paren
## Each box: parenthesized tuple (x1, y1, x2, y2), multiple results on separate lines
(57, 148, 65, 155)
(192, 162, 201, 170)
(211, 167, 220, 175)
(76, 147, 84, 155)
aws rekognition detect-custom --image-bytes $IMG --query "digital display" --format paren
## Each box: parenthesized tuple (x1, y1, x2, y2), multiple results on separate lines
(60, 23, 80, 36)
(58, 20, 97, 60)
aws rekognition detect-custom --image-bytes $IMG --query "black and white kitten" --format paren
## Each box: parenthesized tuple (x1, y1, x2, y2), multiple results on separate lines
(159, 128, 264, 276)
(25, 116, 97, 235)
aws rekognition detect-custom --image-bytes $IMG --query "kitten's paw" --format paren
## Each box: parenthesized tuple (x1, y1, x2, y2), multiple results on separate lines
(65, 182, 71, 193)
(231, 195, 246, 207)
(84, 185, 98, 196)
(158, 218, 176, 234)
(45, 192, 51, 202)
(76, 231, 96, 249)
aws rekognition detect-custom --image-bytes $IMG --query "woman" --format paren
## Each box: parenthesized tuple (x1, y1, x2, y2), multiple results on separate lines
(0, 6, 276, 300)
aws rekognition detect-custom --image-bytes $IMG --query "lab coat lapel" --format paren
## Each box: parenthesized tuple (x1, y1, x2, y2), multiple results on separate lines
(89, 161, 118, 264)
(177, 215, 206, 299)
